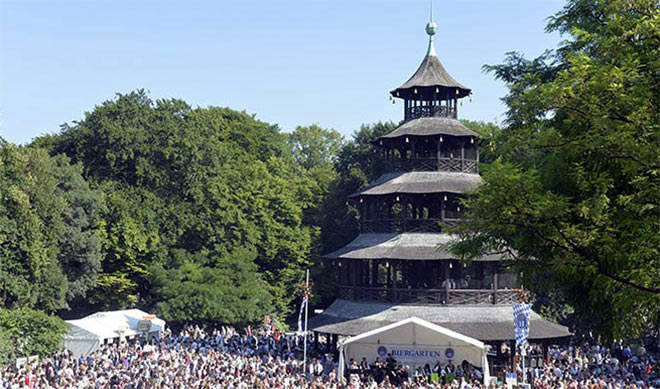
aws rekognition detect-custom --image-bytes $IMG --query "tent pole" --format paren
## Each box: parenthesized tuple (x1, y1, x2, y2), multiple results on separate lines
(521, 344, 526, 384)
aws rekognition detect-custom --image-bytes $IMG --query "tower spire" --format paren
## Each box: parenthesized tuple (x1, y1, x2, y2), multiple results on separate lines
(430, 0, 433, 23)
(426, 0, 438, 57)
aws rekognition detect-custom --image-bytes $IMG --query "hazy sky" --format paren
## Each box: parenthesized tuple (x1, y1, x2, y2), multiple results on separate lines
(0, 0, 566, 145)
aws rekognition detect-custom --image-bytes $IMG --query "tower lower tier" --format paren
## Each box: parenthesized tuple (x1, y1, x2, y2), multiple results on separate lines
(309, 299, 570, 342)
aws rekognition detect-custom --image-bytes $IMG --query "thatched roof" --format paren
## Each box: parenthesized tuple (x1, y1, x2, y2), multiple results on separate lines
(377, 117, 479, 141)
(323, 233, 502, 261)
(391, 54, 471, 99)
(309, 299, 571, 341)
(351, 171, 481, 197)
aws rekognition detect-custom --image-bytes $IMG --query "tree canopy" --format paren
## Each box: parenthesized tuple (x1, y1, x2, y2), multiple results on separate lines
(449, 0, 660, 339)
(0, 140, 103, 312)
(36, 91, 323, 322)
(0, 308, 67, 365)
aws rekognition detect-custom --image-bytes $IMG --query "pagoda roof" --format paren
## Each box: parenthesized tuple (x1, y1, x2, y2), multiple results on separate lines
(308, 299, 571, 341)
(377, 117, 479, 141)
(350, 171, 481, 198)
(323, 233, 501, 261)
(391, 52, 471, 99)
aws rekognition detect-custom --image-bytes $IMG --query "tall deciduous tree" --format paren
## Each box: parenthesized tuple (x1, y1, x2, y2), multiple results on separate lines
(450, 0, 660, 339)
(150, 248, 272, 323)
(287, 125, 345, 307)
(42, 91, 315, 322)
(0, 140, 103, 312)
(0, 308, 68, 364)
(310, 122, 395, 307)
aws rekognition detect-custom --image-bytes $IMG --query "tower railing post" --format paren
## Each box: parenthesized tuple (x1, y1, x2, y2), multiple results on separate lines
(493, 273, 498, 304)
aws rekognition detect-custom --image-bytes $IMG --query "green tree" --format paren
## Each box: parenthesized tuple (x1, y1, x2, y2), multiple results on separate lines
(42, 91, 315, 321)
(286, 125, 346, 308)
(288, 124, 344, 170)
(449, 0, 660, 339)
(0, 308, 68, 364)
(52, 155, 105, 302)
(0, 141, 102, 311)
(309, 122, 396, 307)
(460, 120, 502, 164)
(150, 248, 272, 324)
(288, 125, 344, 226)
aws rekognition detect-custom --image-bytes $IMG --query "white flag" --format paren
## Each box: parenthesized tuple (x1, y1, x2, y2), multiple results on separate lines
(297, 296, 307, 335)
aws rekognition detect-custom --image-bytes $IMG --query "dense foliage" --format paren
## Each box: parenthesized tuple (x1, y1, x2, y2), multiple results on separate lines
(449, 0, 660, 339)
(35, 91, 325, 323)
(0, 308, 68, 365)
(0, 141, 103, 312)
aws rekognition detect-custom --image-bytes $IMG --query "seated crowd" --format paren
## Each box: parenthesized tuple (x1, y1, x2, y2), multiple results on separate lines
(346, 354, 483, 387)
(0, 325, 657, 389)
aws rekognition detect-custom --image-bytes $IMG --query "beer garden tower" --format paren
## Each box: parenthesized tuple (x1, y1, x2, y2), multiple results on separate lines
(309, 9, 570, 370)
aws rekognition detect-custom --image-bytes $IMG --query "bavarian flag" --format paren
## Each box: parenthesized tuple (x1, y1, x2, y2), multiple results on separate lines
(512, 303, 531, 346)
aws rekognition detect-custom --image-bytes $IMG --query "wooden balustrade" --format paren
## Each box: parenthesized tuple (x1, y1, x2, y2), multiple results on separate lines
(337, 285, 519, 306)
(405, 105, 457, 121)
(389, 157, 478, 174)
(360, 218, 442, 233)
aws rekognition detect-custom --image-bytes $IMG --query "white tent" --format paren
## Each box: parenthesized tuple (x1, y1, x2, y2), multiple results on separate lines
(338, 317, 490, 383)
(63, 309, 166, 357)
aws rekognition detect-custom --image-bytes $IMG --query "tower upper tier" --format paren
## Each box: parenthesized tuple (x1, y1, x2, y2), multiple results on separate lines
(390, 22, 471, 101)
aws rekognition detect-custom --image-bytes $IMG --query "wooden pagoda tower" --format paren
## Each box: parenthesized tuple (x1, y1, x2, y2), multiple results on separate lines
(309, 14, 570, 361)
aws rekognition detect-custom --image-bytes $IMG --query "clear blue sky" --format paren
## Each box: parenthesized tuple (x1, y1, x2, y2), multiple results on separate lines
(0, 0, 565, 145)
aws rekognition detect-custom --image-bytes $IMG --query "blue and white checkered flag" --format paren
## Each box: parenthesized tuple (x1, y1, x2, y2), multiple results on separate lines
(512, 303, 531, 346)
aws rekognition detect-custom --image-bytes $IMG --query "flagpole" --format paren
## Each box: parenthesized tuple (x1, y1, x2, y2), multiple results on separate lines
(521, 345, 526, 384)
(303, 269, 310, 375)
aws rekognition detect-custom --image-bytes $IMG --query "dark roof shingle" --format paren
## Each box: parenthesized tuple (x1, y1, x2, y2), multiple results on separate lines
(323, 233, 502, 261)
(391, 55, 471, 98)
(352, 171, 482, 197)
(377, 117, 479, 140)
(309, 299, 571, 341)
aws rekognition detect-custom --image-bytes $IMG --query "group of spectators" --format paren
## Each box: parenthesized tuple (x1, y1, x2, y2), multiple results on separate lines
(0, 324, 658, 389)
(346, 354, 483, 388)
(526, 342, 659, 388)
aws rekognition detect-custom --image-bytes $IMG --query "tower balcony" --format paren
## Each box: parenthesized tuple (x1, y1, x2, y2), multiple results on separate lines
(389, 157, 478, 174)
(337, 285, 519, 305)
(404, 105, 457, 121)
(360, 217, 459, 234)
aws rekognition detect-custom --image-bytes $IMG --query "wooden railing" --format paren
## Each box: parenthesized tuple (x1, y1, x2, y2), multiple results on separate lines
(389, 157, 478, 174)
(437, 158, 478, 174)
(337, 285, 519, 305)
(405, 105, 457, 121)
(360, 218, 443, 233)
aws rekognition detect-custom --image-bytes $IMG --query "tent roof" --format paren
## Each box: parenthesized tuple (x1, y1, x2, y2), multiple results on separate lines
(342, 316, 484, 350)
(66, 309, 165, 340)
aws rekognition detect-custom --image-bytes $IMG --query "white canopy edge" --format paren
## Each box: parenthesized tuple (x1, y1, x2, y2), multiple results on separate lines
(339, 316, 485, 349)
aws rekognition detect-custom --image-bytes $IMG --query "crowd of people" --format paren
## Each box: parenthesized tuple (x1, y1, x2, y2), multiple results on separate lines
(346, 354, 484, 387)
(528, 343, 659, 388)
(0, 324, 658, 388)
